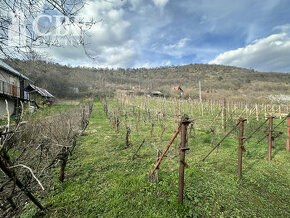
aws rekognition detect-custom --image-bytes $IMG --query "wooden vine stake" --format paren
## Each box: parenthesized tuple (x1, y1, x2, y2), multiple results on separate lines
(178, 115, 191, 204)
(286, 114, 290, 153)
(245, 105, 249, 123)
(255, 104, 259, 121)
(155, 149, 161, 183)
(237, 118, 246, 177)
(223, 98, 227, 131)
(268, 116, 274, 161)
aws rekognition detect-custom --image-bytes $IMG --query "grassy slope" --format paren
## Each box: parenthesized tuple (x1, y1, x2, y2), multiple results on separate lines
(22, 100, 290, 217)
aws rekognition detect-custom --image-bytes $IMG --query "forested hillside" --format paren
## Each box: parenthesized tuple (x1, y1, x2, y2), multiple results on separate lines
(5, 59, 290, 102)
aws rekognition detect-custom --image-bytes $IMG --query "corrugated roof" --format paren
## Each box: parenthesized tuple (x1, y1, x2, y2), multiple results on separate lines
(0, 60, 30, 80)
(28, 84, 54, 98)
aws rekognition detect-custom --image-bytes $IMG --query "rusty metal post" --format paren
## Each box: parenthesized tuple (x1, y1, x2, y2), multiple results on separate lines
(238, 118, 246, 177)
(151, 125, 181, 175)
(286, 115, 290, 153)
(268, 116, 274, 161)
(178, 115, 191, 204)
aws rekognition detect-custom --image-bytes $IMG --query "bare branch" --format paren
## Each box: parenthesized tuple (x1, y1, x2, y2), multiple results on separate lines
(8, 164, 45, 190)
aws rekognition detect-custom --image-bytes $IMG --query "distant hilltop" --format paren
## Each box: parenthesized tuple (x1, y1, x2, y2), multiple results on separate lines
(4, 59, 290, 103)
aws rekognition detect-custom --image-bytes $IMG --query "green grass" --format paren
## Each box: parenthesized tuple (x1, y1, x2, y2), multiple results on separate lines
(21, 99, 290, 217)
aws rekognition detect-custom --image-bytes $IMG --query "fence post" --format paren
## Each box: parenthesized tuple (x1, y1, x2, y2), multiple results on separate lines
(238, 118, 246, 177)
(286, 114, 290, 153)
(255, 104, 259, 121)
(223, 98, 227, 131)
(268, 116, 274, 161)
(178, 115, 191, 204)
(155, 149, 161, 183)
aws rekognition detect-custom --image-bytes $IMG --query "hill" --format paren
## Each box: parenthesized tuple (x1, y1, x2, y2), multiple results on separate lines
(4, 59, 290, 102)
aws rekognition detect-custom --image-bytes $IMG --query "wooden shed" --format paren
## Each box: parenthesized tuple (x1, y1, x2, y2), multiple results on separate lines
(25, 84, 55, 106)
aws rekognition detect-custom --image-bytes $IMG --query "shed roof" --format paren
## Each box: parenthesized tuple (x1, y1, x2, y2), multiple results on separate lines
(151, 91, 163, 95)
(0, 60, 30, 80)
(26, 84, 54, 98)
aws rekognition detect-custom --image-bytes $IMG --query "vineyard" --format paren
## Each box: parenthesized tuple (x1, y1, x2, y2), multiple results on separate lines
(6, 96, 290, 217)
(103, 94, 290, 161)
(99, 95, 290, 216)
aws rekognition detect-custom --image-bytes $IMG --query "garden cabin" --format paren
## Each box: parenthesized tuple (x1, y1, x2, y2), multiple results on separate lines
(25, 84, 55, 106)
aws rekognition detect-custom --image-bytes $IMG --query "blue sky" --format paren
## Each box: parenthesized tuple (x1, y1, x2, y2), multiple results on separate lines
(38, 0, 290, 72)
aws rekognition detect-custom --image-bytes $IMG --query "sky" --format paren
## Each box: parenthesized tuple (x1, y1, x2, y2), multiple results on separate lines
(36, 0, 290, 72)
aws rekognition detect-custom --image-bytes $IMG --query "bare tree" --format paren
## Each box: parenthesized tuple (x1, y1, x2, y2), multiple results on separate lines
(0, 0, 98, 59)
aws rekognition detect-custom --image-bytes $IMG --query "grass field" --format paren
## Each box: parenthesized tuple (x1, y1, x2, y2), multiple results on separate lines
(21, 98, 290, 217)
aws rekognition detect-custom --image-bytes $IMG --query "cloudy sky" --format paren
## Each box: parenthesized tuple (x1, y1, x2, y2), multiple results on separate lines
(38, 0, 290, 72)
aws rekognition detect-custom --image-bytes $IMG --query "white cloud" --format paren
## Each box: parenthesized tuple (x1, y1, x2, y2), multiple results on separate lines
(96, 41, 137, 67)
(38, 40, 137, 68)
(152, 0, 169, 10)
(164, 38, 189, 50)
(136, 60, 171, 68)
(273, 24, 290, 32)
(209, 31, 290, 72)
(78, 1, 131, 47)
(158, 38, 191, 58)
(28, 0, 290, 69)
(35, 0, 138, 68)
